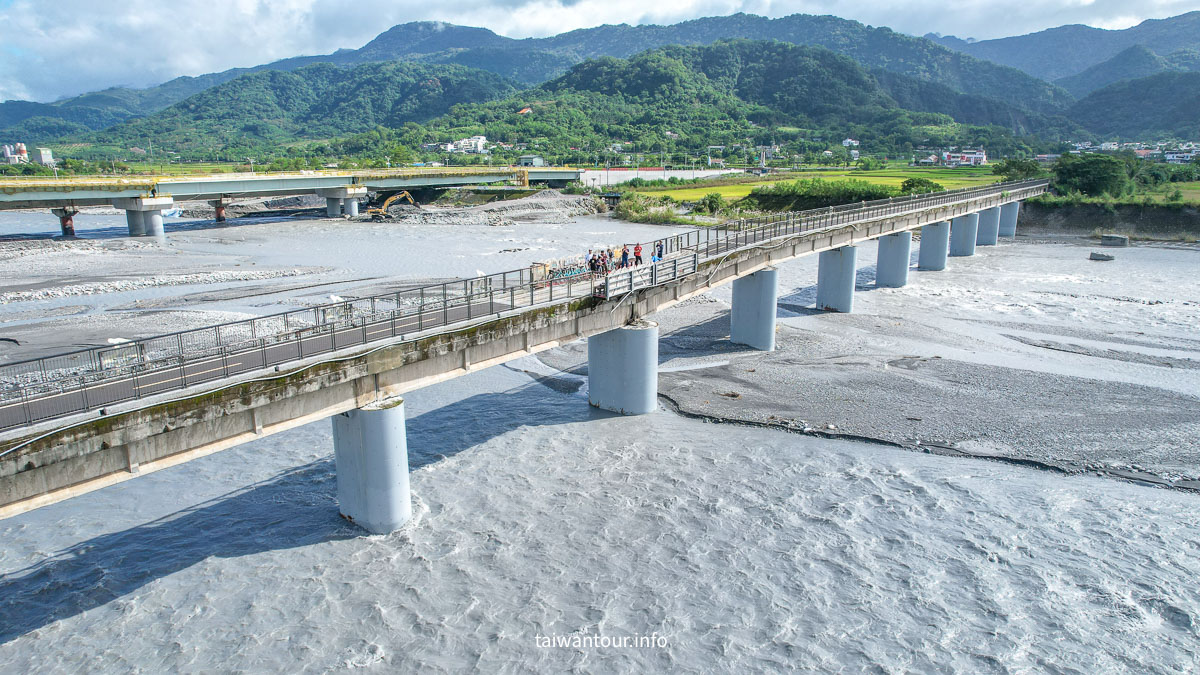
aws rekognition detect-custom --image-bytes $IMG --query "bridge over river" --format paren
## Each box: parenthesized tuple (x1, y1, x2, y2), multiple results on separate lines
(0, 179, 1048, 531)
(0, 166, 582, 237)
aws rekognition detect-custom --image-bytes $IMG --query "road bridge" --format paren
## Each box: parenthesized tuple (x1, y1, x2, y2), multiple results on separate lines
(0, 179, 1047, 530)
(0, 166, 583, 236)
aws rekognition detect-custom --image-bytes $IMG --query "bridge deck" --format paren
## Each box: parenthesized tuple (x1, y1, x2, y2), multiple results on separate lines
(0, 166, 583, 209)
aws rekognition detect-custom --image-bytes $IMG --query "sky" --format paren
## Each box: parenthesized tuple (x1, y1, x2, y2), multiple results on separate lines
(0, 0, 1196, 102)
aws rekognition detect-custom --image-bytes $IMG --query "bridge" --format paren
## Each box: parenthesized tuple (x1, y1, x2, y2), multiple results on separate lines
(0, 166, 583, 237)
(0, 179, 1048, 531)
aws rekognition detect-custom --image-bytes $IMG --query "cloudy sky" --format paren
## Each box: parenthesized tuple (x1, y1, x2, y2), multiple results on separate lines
(1, 0, 1196, 102)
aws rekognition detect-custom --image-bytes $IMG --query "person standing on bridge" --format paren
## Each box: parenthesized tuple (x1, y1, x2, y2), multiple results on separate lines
(656, 241, 664, 260)
(621, 245, 630, 269)
(634, 243, 643, 266)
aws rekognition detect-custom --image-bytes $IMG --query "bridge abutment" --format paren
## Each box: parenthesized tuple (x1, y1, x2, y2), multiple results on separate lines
(113, 197, 174, 238)
(949, 213, 979, 257)
(587, 321, 659, 415)
(731, 267, 778, 351)
(344, 198, 359, 217)
(977, 206, 1001, 246)
(326, 198, 343, 218)
(816, 245, 857, 312)
(875, 232, 911, 288)
(332, 397, 412, 534)
(999, 201, 1021, 237)
(917, 221, 950, 271)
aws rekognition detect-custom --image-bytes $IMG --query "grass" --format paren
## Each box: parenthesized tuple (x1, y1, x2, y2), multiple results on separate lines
(636, 165, 1000, 201)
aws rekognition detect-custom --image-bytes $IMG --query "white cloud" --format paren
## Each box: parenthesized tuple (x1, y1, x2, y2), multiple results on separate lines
(0, 0, 1195, 102)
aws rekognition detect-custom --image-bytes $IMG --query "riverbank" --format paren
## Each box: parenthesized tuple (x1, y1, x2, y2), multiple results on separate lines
(1022, 199, 1200, 239)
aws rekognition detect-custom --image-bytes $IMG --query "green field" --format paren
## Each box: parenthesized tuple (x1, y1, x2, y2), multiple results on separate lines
(638, 166, 1001, 201)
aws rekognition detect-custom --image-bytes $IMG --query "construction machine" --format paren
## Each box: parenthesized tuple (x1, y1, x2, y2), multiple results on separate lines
(366, 190, 419, 217)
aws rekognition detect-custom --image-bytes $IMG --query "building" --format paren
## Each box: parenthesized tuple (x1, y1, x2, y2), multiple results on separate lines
(941, 149, 987, 167)
(842, 138, 860, 147)
(35, 147, 54, 166)
(2, 143, 29, 164)
(451, 135, 488, 153)
(517, 155, 545, 167)
(1099, 142, 1119, 151)
(1165, 151, 1196, 164)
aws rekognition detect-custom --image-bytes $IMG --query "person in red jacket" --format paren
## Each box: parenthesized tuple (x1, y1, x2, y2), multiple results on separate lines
(634, 243, 643, 266)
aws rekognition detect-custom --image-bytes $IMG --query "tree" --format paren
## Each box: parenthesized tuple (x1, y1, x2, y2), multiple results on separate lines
(991, 158, 1042, 181)
(1053, 154, 1130, 196)
(899, 177, 944, 194)
(696, 192, 727, 213)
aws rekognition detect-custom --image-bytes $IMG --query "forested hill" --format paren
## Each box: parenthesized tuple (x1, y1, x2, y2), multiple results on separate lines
(88, 62, 518, 155)
(1067, 72, 1200, 139)
(1054, 45, 1200, 98)
(0, 12, 1070, 143)
(928, 11, 1200, 81)
(404, 42, 1049, 158)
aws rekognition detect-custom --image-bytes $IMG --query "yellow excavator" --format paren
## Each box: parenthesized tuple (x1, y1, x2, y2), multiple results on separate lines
(366, 190, 419, 216)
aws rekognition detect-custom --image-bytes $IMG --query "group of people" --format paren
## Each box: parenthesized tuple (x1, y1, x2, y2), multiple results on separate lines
(585, 241, 666, 274)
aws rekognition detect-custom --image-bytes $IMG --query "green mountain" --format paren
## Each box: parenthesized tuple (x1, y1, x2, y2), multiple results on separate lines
(928, 11, 1200, 81)
(1, 12, 1072, 145)
(1055, 45, 1200, 97)
(1067, 71, 1200, 139)
(89, 61, 518, 156)
(407, 41, 1049, 159)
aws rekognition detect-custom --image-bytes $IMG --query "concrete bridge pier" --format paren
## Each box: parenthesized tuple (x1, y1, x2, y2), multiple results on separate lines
(143, 210, 165, 238)
(731, 267, 778, 351)
(125, 209, 146, 236)
(211, 199, 230, 222)
(113, 197, 174, 238)
(875, 232, 912, 288)
(51, 208, 78, 237)
(588, 321, 659, 415)
(318, 186, 368, 219)
(918, 221, 951, 271)
(976, 206, 1001, 246)
(999, 201, 1021, 237)
(816, 245, 857, 312)
(332, 397, 412, 534)
(949, 213, 979, 257)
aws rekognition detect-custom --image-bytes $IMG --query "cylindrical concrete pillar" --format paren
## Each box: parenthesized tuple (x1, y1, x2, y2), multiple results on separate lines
(126, 209, 146, 236)
(215, 205, 226, 222)
(588, 321, 659, 415)
(326, 198, 343, 218)
(876, 231, 912, 288)
(976, 206, 1001, 246)
(731, 267, 778, 351)
(332, 398, 411, 534)
(918, 221, 950, 271)
(816, 245, 857, 313)
(949, 213, 979, 257)
(344, 198, 359, 217)
(999, 201, 1020, 237)
(143, 210, 165, 237)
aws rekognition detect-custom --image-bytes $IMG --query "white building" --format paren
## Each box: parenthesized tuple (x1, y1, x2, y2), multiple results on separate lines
(1099, 142, 1119, 151)
(453, 135, 488, 154)
(35, 147, 54, 166)
(941, 149, 987, 167)
(1165, 151, 1195, 164)
(842, 138, 860, 147)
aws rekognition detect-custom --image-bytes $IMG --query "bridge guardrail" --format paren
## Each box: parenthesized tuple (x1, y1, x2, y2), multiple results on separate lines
(0, 178, 1047, 432)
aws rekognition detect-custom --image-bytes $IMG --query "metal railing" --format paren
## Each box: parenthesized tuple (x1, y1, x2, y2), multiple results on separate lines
(0, 178, 1047, 432)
